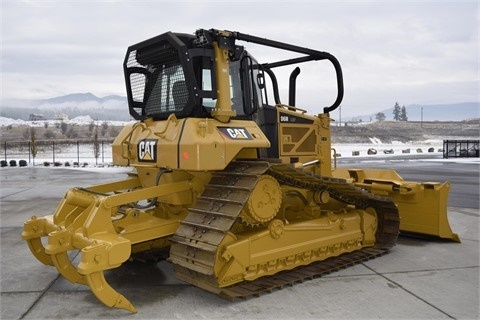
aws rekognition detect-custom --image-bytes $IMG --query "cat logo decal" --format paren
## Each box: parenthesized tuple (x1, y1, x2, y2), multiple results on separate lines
(218, 127, 253, 140)
(138, 139, 157, 162)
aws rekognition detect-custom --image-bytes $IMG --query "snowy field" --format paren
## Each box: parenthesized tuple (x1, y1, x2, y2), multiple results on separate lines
(0, 138, 451, 164)
(0, 115, 133, 127)
(1, 141, 114, 167)
(1, 116, 478, 168)
(1, 139, 478, 170)
(333, 138, 443, 158)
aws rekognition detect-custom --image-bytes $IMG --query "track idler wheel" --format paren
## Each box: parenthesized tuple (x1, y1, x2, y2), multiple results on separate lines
(241, 175, 282, 225)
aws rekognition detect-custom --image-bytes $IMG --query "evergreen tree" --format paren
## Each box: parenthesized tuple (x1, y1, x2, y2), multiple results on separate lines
(393, 102, 401, 121)
(400, 105, 408, 121)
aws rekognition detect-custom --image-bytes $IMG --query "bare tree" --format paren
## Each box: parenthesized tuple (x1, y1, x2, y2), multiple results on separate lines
(93, 125, 100, 165)
(101, 121, 109, 136)
(44, 130, 55, 139)
(60, 122, 68, 135)
(23, 128, 30, 139)
(89, 121, 95, 133)
(30, 127, 37, 165)
(375, 112, 386, 121)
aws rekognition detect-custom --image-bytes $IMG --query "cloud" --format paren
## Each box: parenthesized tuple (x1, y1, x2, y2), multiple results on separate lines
(1, 1, 478, 117)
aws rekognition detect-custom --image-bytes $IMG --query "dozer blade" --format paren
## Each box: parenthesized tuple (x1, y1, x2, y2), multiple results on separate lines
(333, 168, 460, 242)
(395, 181, 460, 242)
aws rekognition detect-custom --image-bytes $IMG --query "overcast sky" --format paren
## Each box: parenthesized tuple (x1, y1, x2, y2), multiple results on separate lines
(1, 0, 479, 117)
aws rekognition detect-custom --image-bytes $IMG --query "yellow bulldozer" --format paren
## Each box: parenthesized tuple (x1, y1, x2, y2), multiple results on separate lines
(21, 28, 459, 313)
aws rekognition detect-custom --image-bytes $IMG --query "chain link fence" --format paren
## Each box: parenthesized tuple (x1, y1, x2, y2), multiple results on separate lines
(1, 139, 115, 167)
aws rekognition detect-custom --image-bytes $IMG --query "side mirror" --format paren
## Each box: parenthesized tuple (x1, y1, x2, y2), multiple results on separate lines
(257, 72, 265, 90)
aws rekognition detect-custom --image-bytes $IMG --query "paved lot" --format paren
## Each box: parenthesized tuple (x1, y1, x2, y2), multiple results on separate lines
(1, 163, 478, 319)
(337, 156, 480, 209)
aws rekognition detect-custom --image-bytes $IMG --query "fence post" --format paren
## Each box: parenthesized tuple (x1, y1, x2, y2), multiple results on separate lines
(53, 141, 55, 164)
(28, 141, 31, 163)
(102, 141, 104, 163)
(77, 141, 80, 164)
(4, 141, 6, 162)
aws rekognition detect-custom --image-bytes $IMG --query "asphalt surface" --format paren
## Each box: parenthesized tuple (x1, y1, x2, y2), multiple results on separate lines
(1, 158, 479, 319)
(337, 155, 480, 209)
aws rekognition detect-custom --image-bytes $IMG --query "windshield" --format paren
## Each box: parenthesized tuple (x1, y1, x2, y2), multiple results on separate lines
(200, 60, 245, 116)
(125, 44, 190, 120)
(124, 32, 263, 121)
(144, 64, 188, 116)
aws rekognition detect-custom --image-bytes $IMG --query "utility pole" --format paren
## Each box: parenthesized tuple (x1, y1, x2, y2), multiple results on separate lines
(339, 105, 342, 126)
(421, 107, 423, 128)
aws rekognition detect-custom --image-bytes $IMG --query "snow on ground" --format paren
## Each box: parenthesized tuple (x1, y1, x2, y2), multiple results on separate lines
(368, 137, 383, 144)
(333, 137, 478, 163)
(1, 142, 114, 167)
(1, 116, 478, 168)
(332, 137, 445, 158)
(1, 138, 477, 173)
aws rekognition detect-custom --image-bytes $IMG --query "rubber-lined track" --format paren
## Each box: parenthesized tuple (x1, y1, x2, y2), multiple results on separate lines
(170, 160, 400, 299)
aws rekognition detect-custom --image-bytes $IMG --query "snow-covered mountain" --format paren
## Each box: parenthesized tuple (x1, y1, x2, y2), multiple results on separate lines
(1, 93, 130, 121)
(0, 115, 133, 127)
(39, 93, 126, 105)
(1, 93, 478, 122)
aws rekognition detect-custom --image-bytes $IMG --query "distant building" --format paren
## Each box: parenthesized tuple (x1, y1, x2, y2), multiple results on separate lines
(29, 113, 47, 121)
(54, 112, 69, 121)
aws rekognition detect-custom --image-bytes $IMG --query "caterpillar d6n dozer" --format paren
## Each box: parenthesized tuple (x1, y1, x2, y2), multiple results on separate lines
(21, 28, 459, 313)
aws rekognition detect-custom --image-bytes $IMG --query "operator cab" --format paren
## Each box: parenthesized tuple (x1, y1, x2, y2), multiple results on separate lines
(124, 29, 344, 160)
(124, 31, 262, 122)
